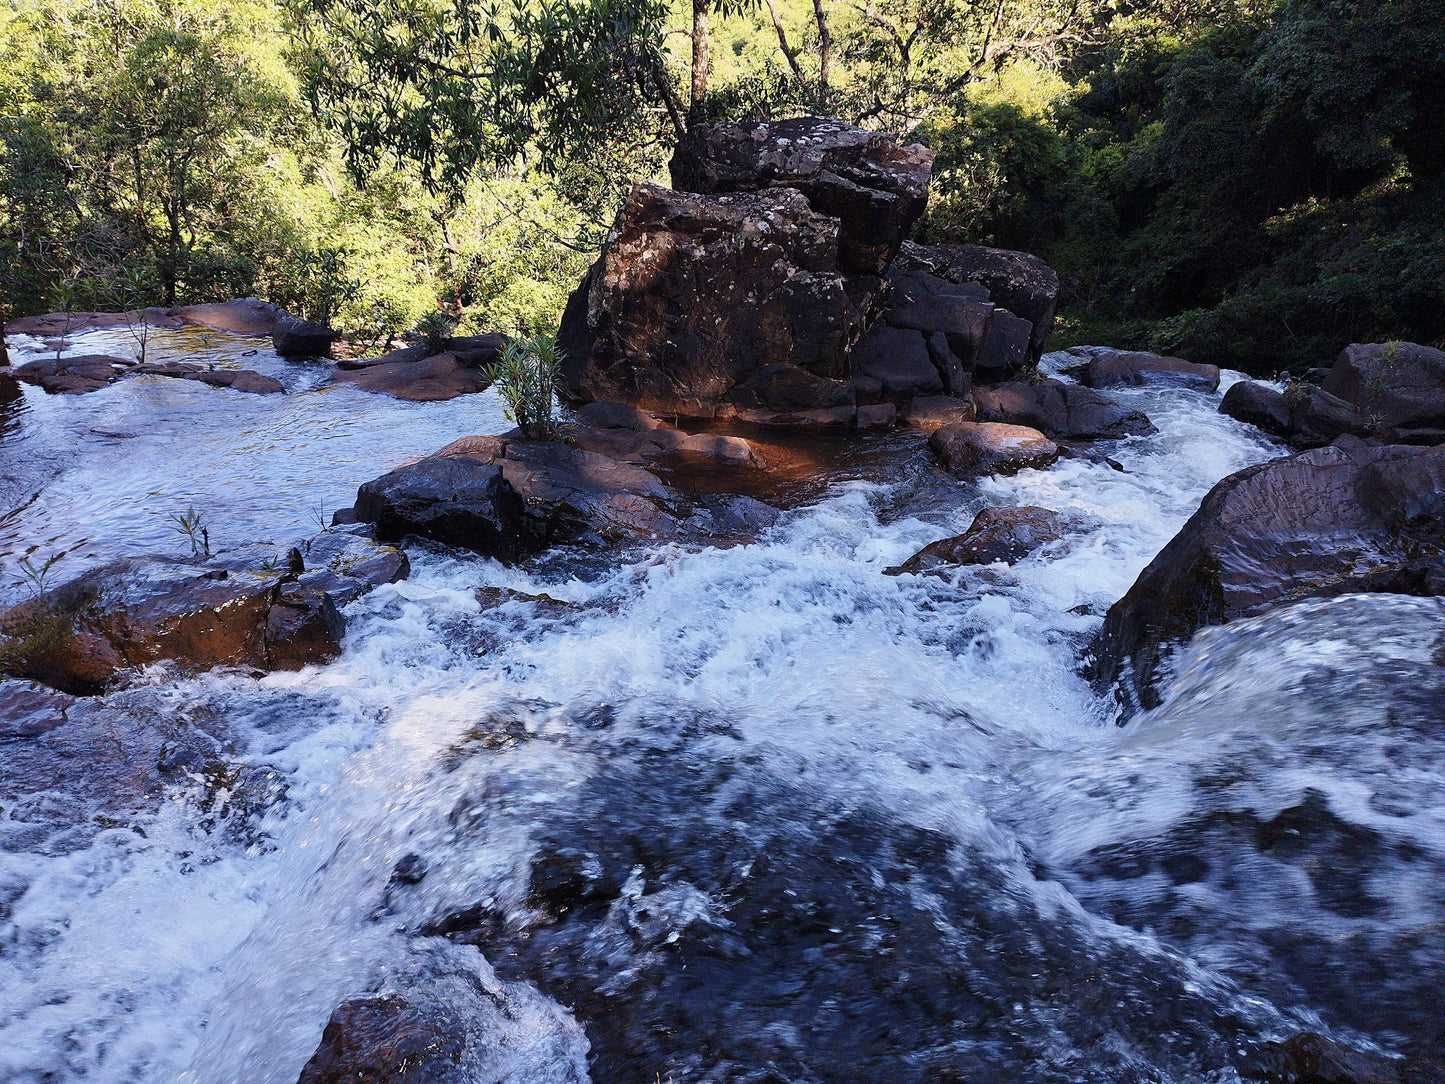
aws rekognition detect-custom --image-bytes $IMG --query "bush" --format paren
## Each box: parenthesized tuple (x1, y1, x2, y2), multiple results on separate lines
(484, 333, 568, 440)
(412, 311, 457, 354)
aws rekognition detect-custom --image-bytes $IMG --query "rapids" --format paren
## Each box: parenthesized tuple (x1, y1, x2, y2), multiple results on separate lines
(1, 326, 1441, 1083)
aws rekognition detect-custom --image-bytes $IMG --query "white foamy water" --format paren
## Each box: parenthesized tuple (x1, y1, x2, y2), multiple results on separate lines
(2, 331, 1440, 1083)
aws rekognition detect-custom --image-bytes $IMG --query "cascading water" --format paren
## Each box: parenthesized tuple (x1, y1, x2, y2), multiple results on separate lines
(1, 327, 1440, 1083)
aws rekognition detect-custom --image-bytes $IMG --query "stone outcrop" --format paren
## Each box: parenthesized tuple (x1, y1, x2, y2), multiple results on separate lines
(134, 362, 284, 394)
(10, 354, 131, 394)
(353, 436, 684, 559)
(169, 298, 282, 336)
(0, 529, 405, 695)
(568, 401, 759, 469)
(894, 240, 1060, 360)
(669, 116, 932, 275)
(888, 506, 1069, 575)
(1221, 342, 1445, 448)
(928, 421, 1060, 479)
(1092, 438, 1445, 711)
(558, 116, 1062, 423)
(973, 379, 1156, 441)
(272, 313, 338, 358)
(1059, 346, 1220, 392)
(333, 350, 494, 401)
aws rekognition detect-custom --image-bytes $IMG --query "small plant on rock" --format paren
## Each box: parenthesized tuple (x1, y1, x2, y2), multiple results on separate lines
(411, 311, 457, 355)
(16, 552, 63, 599)
(484, 333, 569, 441)
(171, 506, 211, 557)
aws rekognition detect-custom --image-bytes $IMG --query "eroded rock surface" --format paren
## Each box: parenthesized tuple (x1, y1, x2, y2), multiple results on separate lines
(928, 421, 1060, 479)
(973, 379, 1156, 440)
(297, 996, 466, 1084)
(888, 506, 1070, 575)
(1092, 439, 1445, 710)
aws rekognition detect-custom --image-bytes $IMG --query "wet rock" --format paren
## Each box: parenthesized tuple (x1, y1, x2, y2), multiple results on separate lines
(354, 436, 682, 560)
(687, 494, 782, 544)
(895, 240, 1060, 359)
(298, 524, 411, 605)
(297, 996, 465, 1084)
(855, 402, 896, 428)
(133, 363, 284, 394)
(901, 394, 975, 431)
(975, 309, 1035, 382)
(331, 351, 493, 401)
(572, 400, 669, 431)
(669, 116, 932, 275)
(973, 378, 1156, 440)
(4, 308, 177, 337)
(169, 298, 281, 335)
(882, 270, 993, 391)
(272, 313, 337, 358)
(1221, 380, 1293, 438)
(1092, 440, 1445, 711)
(12, 353, 131, 394)
(1257, 1032, 1437, 1084)
(566, 406, 759, 469)
(887, 506, 1070, 575)
(0, 556, 343, 695)
(1061, 347, 1220, 392)
(558, 183, 873, 417)
(928, 421, 1059, 479)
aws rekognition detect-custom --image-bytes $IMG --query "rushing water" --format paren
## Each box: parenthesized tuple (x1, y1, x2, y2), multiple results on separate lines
(0, 327, 1441, 1083)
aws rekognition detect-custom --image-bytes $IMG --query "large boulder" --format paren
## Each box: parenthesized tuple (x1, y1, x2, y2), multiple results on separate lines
(558, 183, 870, 416)
(1092, 439, 1445, 711)
(272, 314, 338, 359)
(973, 379, 1156, 440)
(928, 421, 1060, 479)
(1060, 347, 1220, 392)
(353, 436, 683, 559)
(895, 240, 1060, 359)
(888, 506, 1069, 575)
(0, 557, 343, 695)
(669, 116, 932, 275)
(169, 297, 281, 336)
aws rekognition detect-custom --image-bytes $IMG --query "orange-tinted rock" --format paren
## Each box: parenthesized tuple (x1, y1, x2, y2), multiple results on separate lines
(928, 421, 1059, 479)
(331, 351, 493, 401)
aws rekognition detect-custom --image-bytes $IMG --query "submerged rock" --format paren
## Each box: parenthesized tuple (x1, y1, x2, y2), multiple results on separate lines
(134, 363, 284, 394)
(297, 996, 465, 1084)
(888, 506, 1070, 575)
(1258, 1032, 1441, 1084)
(1060, 347, 1220, 392)
(973, 378, 1156, 441)
(354, 436, 683, 560)
(11, 354, 131, 394)
(1092, 439, 1445, 711)
(928, 421, 1059, 479)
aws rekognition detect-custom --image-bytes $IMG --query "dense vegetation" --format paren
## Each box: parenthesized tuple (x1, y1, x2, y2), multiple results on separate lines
(2, 0, 1440, 370)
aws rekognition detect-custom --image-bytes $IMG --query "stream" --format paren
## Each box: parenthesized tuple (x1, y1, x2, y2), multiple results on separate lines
(1, 325, 1441, 1082)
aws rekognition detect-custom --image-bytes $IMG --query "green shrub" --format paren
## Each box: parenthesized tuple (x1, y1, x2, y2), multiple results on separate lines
(412, 311, 457, 354)
(484, 333, 568, 441)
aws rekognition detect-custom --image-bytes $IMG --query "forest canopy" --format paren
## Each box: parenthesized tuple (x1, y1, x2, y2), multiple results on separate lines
(1, 0, 1441, 370)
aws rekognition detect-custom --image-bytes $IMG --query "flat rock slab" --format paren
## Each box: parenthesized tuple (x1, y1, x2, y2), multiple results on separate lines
(888, 506, 1070, 575)
(902, 395, 975, 431)
(1092, 438, 1445, 712)
(331, 351, 492, 401)
(1061, 347, 1220, 392)
(973, 378, 1156, 440)
(928, 421, 1060, 479)
(135, 363, 284, 394)
(11, 354, 133, 393)
(168, 298, 281, 336)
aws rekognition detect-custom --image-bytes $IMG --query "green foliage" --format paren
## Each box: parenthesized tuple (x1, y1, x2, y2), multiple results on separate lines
(170, 506, 211, 558)
(485, 333, 568, 440)
(413, 311, 458, 354)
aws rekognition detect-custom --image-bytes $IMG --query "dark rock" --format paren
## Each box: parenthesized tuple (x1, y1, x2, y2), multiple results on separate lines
(973, 378, 1156, 440)
(298, 525, 411, 606)
(331, 351, 493, 401)
(928, 421, 1059, 479)
(851, 325, 942, 397)
(888, 506, 1070, 575)
(1257, 1032, 1437, 1084)
(297, 996, 464, 1084)
(1062, 347, 1220, 392)
(690, 494, 782, 542)
(1322, 341, 1445, 445)
(731, 362, 854, 413)
(353, 436, 681, 560)
(13, 354, 131, 394)
(1221, 380, 1293, 438)
(925, 330, 973, 398)
(441, 333, 506, 368)
(974, 310, 1035, 381)
(558, 183, 872, 417)
(1092, 441, 1445, 711)
(572, 400, 669, 431)
(895, 241, 1060, 358)
(272, 314, 337, 359)
(669, 116, 932, 275)
(0, 556, 343, 695)
(855, 402, 896, 428)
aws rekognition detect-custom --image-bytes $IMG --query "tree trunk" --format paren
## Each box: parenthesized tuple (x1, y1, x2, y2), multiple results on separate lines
(690, 0, 709, 123)
(813, 0, 832, 88)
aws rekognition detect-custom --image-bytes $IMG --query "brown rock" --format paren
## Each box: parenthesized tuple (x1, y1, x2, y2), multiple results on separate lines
(169, 298, 281, 336)
(973, 378, 1156, 440)
(855, 402, 897, 428)
(902, 395, 975, 431)
(332, 352, 493, 401)
(272, 314, 337, 358)
(928, 421, 1060, 479)
(1092, 440, 1445, 712)
(888, 506, 1070, 575)
(298, 996, 464, 1084)
(13, 354, 132, 394)
(1322, 341, 1445, 445)
(1062, 347, 1220, 392)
